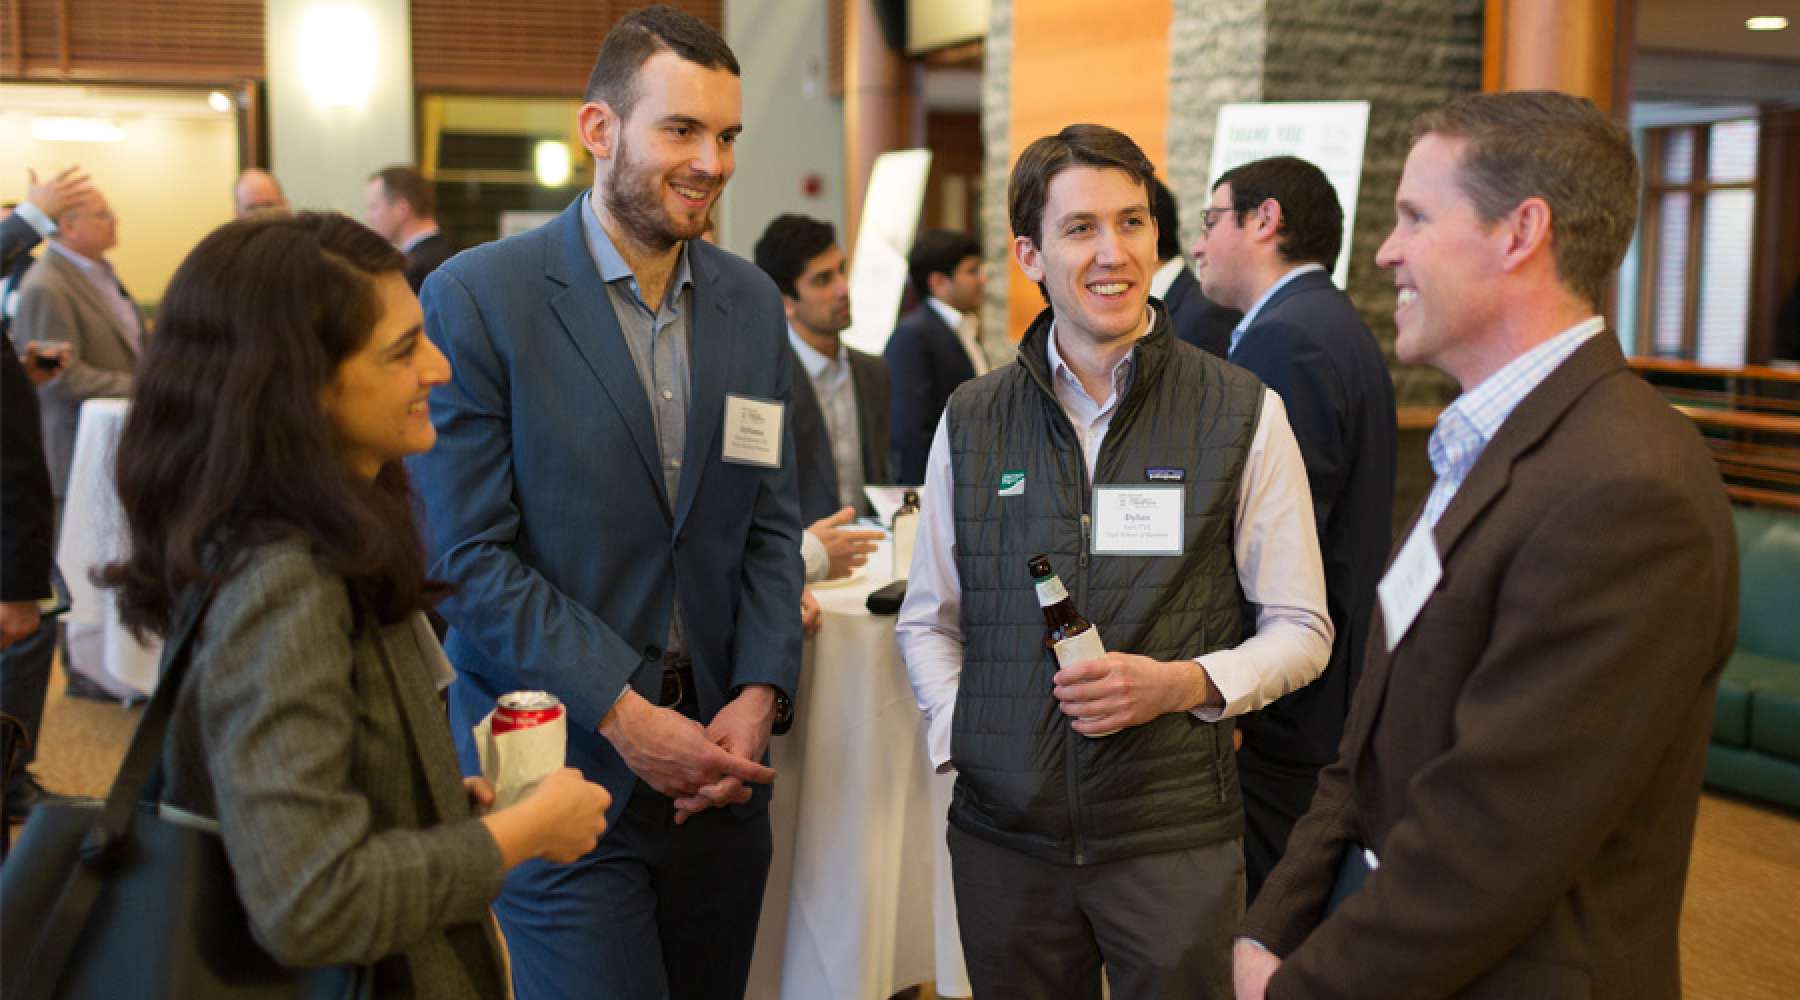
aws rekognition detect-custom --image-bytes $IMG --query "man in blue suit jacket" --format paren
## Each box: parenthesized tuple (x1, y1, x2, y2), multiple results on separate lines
(408, 9, 803, 998)
(1193, 155, 1397, 903)
(884, 228, 986, 485)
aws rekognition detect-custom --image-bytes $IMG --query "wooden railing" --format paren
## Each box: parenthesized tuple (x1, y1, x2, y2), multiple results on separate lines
(1630, 359, 1800, 512)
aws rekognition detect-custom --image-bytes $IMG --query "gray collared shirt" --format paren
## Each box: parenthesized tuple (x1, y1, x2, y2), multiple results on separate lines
(579, 192, 694, 504)
(579, 192, 696, 657)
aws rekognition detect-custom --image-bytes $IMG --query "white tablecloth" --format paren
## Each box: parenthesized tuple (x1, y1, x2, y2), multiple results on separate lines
(748, 541, 971, 999)
(55, 397, 161, 698)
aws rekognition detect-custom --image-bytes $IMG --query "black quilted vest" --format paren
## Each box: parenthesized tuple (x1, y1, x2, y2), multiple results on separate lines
(945, 305, 1263, 864)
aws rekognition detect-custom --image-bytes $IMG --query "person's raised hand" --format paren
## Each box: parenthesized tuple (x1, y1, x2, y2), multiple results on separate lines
(26, 166, 97, 220)
(806, 507, 883, 580)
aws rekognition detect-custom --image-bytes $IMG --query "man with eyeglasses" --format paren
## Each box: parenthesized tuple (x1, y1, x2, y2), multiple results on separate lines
(1189, 155, 1396, 904)
(1149, 177, 1239, 359)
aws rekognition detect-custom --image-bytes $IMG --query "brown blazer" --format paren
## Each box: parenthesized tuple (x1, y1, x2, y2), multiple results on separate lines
(1243, 334, 1738, 999)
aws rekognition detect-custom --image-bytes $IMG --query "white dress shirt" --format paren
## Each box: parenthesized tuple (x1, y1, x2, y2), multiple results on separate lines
(1150, 255, 1188, 301)
(926, 296, 990, 377)
(897, 311, 1334, 771)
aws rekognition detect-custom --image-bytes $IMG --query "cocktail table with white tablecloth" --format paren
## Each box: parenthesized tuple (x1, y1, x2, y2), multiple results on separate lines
(55, 397, 160, 699)
(747, 540, 970, 999)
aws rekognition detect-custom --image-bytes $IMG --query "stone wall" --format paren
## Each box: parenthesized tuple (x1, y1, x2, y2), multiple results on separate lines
(978, 0, 1015, 367)
(979, 0, 1483, 405)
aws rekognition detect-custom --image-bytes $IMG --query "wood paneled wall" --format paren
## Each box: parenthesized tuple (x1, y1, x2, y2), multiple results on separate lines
(1004, 0, 1171, 340)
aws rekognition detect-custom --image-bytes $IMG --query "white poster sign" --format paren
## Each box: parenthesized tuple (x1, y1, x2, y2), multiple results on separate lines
(1207, 102, 1371, 289)
(843, 149, 933, 357)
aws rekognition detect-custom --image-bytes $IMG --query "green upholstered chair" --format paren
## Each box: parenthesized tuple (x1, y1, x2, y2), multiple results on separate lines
(1706, 505, 1800, 812)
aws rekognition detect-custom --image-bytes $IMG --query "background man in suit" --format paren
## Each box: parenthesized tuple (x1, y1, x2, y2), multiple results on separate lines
(1150, 176, 1238, 359)
(886, 228, 986, 484)
(1190, 155, 1396, 902)
(11, 186, 139, 506)
(233, 167, 290, 219)
(753, 213, 887, 586)
(408, 8, 803, 998)
(2, 165, 94, 821)
(365, 165, 453, 292)
(1235, 91, 1739, 1000)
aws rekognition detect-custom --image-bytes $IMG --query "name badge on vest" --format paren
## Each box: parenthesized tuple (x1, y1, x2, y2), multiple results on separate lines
(721, 394, 784, 468)
(1091, 485, 1184, 556)
(1377, 516, 1442, 652)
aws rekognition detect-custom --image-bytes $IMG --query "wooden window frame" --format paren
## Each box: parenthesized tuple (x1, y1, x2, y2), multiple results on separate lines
(1635, 122, 1761, 360)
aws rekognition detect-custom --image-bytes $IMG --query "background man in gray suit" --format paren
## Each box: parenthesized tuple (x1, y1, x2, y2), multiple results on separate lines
(10, 186, 139, 504)
(754, 213, 888, 586)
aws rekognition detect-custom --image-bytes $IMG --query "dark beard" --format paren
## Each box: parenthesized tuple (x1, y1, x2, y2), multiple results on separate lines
(601, 134, 709, 255)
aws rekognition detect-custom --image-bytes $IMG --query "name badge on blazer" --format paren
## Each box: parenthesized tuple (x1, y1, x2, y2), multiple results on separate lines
(721, 394, 784, 468)
(1378, 516, 1442, 652)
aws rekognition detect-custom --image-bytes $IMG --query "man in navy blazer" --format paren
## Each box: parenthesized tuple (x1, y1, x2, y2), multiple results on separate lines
(1193, 155, 1396, 902)
(408, 9, 803, 998)
(1150, 176, 1239, 359)
(884, 228, 986, 484)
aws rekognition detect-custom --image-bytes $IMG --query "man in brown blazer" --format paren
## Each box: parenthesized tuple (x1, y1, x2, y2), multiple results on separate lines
(10, 188, 139, 502)
(1234, 92, 1738, 999)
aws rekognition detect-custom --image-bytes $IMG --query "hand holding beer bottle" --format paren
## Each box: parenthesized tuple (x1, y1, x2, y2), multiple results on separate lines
(1032, 554, 1222, 735)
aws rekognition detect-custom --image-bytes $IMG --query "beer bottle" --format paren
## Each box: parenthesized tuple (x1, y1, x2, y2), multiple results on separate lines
(1030, 554, 1114, 737)
(1028, 554, 1104, 665)
(892, 489, 921, 579)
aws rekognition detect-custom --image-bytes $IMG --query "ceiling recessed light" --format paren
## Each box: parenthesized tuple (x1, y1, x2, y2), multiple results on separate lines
(1746, 16, 1789, 31)
(208, 90, 233, 113)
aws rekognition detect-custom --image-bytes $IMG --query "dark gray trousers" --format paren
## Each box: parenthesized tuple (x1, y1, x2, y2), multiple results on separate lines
(948, 825, 1244, 1000)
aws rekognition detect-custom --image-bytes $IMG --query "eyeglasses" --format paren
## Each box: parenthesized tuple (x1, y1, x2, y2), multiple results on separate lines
(1197, 206, 1236, 236)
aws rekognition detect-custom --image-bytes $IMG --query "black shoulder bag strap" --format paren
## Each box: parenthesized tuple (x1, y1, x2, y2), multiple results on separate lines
(19, 584, 218, 999)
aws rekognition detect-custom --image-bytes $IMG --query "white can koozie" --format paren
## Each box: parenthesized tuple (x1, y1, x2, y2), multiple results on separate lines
(1051, 628, 1116, 738)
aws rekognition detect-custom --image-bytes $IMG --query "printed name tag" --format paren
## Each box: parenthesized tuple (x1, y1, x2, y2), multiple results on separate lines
(1091, 485, 1184, 556)
(1377, 516, 1442, 652)
(721, 394, 784, 468)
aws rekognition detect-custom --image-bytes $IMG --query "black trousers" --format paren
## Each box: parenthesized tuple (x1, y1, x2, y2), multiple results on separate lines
(1237, 747, 1326, 904)
(947, 825, 1243, 1000)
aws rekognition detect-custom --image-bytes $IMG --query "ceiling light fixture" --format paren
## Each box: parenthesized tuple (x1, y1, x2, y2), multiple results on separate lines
(1745, 16, 1789, 31)
(208, 90, 234, 113)
(535, 140, 573, 188)
(31, 117, 127, 143)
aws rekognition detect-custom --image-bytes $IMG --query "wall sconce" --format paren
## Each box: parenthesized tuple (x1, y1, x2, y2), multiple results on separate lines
(31, 117, 127, 143)
(301, 5, 377, 109)
(535, 140, 573, 188)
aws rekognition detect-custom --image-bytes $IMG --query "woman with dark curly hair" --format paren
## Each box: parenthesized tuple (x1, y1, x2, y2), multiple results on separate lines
(101, 212, 611, 997)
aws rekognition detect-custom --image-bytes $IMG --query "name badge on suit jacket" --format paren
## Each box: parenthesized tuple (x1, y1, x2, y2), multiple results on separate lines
(722, 394, 784, 468)
(1378, 515, 1442, 652)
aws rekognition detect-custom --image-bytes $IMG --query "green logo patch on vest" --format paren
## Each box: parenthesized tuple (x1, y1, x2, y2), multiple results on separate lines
(998, 470, 1026, 496)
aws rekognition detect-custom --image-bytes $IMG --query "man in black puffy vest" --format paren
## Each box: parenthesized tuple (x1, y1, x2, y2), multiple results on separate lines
(897, 124, 1332, 999)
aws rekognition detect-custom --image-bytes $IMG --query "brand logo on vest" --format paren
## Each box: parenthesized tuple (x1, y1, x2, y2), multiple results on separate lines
(1145, 467, 1185, 482)
(998, 470, 1026, 496)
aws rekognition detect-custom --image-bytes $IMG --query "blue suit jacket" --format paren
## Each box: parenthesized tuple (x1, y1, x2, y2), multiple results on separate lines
(1230, 268, 1396, 767)
(408, 198, 804, 820)
(884, 303, 976, 485)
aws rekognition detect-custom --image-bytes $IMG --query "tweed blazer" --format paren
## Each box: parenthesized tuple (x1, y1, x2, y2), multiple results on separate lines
(160, 540, 509, 999)
(10, 246, 137, 498)
(1243, 335, 1738, 999)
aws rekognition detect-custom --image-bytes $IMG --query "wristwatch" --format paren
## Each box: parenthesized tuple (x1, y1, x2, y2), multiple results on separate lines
(772, 689, 794, 728)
